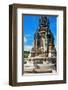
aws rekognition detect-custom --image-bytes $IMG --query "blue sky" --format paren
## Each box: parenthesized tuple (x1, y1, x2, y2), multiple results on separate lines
(23, 15, 57, 51)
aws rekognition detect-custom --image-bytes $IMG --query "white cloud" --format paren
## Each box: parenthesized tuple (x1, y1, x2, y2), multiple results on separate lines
(24, 36, 27, 44)
(24, 36, 33, 51)
(24, 45, 33, 51)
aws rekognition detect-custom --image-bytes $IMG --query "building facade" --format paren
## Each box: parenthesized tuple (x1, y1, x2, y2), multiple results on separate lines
(31, 16, 56, 58)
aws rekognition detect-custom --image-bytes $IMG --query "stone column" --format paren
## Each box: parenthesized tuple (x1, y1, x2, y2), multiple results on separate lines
(35, 38, 37, 56)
